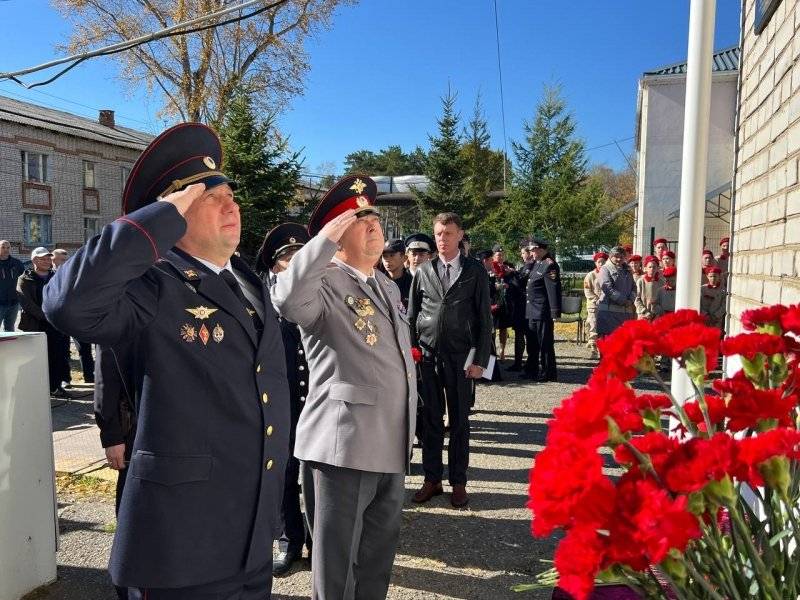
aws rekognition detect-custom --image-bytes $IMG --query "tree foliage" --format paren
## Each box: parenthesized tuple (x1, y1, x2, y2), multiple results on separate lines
(53, 0, 355, 124)
(343, 145, 427, 176)
(219, 89, 302, 262)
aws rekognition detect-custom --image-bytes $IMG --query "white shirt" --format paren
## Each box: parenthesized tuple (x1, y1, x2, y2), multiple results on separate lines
(436, 253, 462, 290)
(193, 256, 265, 321)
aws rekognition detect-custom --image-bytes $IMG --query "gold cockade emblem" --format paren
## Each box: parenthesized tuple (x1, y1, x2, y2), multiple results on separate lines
(350, 178, 367, 194)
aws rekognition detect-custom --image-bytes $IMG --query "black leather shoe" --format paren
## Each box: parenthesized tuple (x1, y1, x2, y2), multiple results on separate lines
(273, 549, 300, 576)
(506, 364, 522, 372)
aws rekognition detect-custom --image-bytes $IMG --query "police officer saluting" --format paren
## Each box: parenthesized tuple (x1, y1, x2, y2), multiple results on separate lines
(523, 237, 562, 382)
(43, 124, 290, 599)
(257, 223, 313, 577)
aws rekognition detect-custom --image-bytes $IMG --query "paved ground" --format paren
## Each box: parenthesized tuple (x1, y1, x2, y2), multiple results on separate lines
(27, 336, 597, 600)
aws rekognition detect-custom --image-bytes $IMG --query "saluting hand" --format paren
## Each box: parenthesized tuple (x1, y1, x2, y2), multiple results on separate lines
(319, 208, 357, 244)
(159, 182, 206, 216)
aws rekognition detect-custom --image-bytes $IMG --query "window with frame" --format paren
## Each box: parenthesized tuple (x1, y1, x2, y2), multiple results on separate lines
(84, 160, 96, 189)
(84, 217, 99, 242)
(21, 151, 48, 183)
(23, 213, 52, 246)
(755, 0, 782, 34)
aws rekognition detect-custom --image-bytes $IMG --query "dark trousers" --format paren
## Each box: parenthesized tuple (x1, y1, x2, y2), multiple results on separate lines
(127, 559, 272, 600)
(309, 463, 403, 600)
(76, 340, 95, 383)
(300, 460, 315, 540)
(420, 352, 471, 486)
(524, 319, 557, 379)
(46, 329, 71, 392)
(278, 454, 308, 554)
(512, 322, 527, 367)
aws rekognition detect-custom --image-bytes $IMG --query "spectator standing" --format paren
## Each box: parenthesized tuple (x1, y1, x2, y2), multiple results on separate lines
(596, 246, 637, 339)
(381, 238, 413, 311)
(52, 247, 95, 384)
(653, 237, 669, 257)
(0, 240, 24, 331)
(583, 251, 607, 358)
(629, 255, 643, 283)
(701, 266, 726, 330)
(654, 266, 678, 316)
(490, 245, 516, 361)
(635, 255, 664, 322)
(716, 237, 731, 288)
(17, 247, 71, 397)
(409, 212, 492, 508)
(405, 233, 434, 276)
(523, 238, 562, 382)
(661, 250, 676, 270)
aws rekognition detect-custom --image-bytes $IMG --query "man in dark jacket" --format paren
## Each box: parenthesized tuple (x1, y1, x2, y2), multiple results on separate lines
(408, 212, 493, 508)
(509, 242, 536, 372)
(524, 238, 562, 382)
(258, 222, 313, 577)
(17, 246, 72, 397)
(0, 240, 24, 331)
(42, 124, 290, 599)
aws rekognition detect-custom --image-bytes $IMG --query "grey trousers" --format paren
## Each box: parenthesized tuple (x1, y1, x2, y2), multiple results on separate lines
(309, 462, 404, 600)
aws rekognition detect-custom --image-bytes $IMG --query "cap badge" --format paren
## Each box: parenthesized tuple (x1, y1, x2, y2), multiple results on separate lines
(350, 178, 367, 194)
(356, 196, 369, 208)
(203, 156, 216, 169)
(186, 305, 218, 320)
(212, 323, 224, 343)
(289, 237, 296, 243)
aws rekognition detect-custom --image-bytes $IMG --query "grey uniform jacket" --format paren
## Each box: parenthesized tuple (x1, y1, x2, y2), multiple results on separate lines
(272, 235, 417, 474)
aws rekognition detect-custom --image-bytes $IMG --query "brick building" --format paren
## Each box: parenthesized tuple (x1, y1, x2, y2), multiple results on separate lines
(0, 96, 152, 260)
(729, 0, 800, 330)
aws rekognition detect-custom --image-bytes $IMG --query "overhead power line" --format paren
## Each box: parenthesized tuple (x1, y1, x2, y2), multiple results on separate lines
(0, 0, 289, 89)
(492, 0, 509, 191)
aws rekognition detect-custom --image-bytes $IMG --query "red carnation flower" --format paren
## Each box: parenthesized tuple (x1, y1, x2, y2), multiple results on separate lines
(554, 525, 607, 600)
(615, 431, 679, 475)
(683, 394, 726, 432)
(652, 309, 706, 335)
(660, 322, 721, 372)
(780, 305, 800, 335)
(715, 372, 796, 431)
(634, 393, 673, 411)
(737, 428, 800, 487)
(596, 319, 661, 381)
(661, 433, 739, 494)
(721, 333, 787, 359)
(741, 305, 787, 331)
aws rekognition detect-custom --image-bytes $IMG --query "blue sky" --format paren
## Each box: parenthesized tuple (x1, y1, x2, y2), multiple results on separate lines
(0, 1, 740, 177)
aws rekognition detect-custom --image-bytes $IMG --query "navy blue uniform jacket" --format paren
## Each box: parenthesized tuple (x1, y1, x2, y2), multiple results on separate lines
(43, 201, 290, 589)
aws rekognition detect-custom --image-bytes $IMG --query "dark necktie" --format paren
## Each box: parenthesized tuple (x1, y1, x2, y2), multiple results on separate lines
(220, 269, 264, 338)
(367, 276, 393, 322)
(442, 263, 452, 291)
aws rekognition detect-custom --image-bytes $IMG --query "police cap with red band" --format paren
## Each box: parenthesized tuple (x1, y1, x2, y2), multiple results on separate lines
(122, 123, 236, 214)
(307, 175, 379, 236)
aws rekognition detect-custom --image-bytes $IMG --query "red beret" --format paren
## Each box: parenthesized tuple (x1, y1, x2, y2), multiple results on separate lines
(628, 254, 642, 262)
(720, 237, 730, 245)
(623, 244, 633, 252)
(662, 266, 677, 277)
(643, 255, 659, 266)
(702, 249, 713, 256)
(661, 250, 676, 259)
(653, 238, 668, 245)
(593, 252, 608, 261)
(705, 266, 722, 274)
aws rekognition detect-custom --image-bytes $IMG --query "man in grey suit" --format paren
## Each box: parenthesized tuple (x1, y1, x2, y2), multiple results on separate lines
(272, 175, 416, 600)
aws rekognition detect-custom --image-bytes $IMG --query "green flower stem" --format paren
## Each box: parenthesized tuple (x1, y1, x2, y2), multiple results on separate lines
(779, 495, 800, 560)
(687, 375, 714, 436)
(681, 557, 726, 600)
(619, 438, 663, 484)
(698, 527, 745, 600)
(651, 370, 697, 436)
(728, 502, 781, 600)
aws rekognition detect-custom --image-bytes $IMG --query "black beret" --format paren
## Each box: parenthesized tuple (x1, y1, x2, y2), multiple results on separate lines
(529, 237, 549, 249)
(492, 244, 504, 253)
(256, 222, 310, 271)
(475, 250, 492, 260)
(307, 175, 379, 236)
(122, 123, 236, 214)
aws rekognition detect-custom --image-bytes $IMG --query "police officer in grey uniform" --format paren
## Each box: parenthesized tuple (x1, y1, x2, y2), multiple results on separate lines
(523, 238, 562, 382)
(272, 175, 416, 600)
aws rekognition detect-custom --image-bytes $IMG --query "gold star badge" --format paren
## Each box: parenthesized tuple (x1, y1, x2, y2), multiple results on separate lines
(350, 178, 367, 194)
(186, 305, 219, 320)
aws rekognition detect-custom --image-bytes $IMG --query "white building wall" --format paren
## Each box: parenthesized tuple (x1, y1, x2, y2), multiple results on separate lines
(730, 0, 800, 331)
(634, 76, 737, 255)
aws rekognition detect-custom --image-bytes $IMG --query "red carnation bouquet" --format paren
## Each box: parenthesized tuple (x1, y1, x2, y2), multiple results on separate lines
(523, 304, 800, 600)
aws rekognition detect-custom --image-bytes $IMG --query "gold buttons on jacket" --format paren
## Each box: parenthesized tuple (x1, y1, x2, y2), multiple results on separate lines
(265, 459, 274, 470)
(266, 425, 274, 437)
(261, 392, 269, 404)
(256, 364, 262, 373)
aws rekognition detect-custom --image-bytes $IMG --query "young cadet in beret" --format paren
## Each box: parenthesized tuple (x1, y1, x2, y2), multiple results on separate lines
(701, 249, 718, 285)
(654, 266, 678, 317)
(717, 237, 731, 289)
(258, 222, 313, 577)
(701, 266, 726, 330)
(653, 237, 669, 257)
(628, 254, 643, 283)
(661, 249, 676, 270)
(43, 123, 289, 599)
(635, 255, 663, 322)
(583, 251, 607, 357)
(271, 175, 416, 600)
